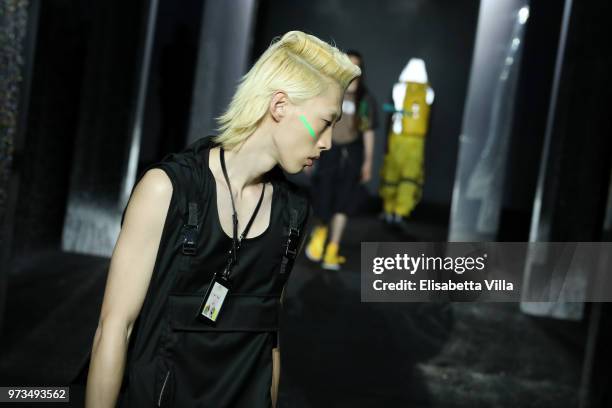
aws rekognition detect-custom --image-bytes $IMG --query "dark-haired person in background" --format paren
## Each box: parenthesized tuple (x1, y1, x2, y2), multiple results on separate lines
(305, 50, 378, 270)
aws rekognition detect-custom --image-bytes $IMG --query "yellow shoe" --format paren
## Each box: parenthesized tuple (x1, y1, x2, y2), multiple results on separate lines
(305, 225, 328, 262)
(322, 242, 345, 270)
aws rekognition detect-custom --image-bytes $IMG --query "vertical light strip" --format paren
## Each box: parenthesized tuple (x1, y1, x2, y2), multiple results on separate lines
(120, 0, 160, 210)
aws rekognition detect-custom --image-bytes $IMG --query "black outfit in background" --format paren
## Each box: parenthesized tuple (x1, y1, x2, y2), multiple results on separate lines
(309, 89, 378, 222)
(310, 138, 364, 223)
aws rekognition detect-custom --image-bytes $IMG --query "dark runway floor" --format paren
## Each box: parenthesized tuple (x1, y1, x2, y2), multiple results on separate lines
(0, 210, 586, 407)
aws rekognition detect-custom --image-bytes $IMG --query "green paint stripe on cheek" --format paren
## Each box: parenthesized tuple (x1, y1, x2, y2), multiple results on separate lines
(299, 114, 316, 140)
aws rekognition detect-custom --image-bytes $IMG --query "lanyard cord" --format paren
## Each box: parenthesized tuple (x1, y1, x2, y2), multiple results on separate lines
(219, 147, 266, 278)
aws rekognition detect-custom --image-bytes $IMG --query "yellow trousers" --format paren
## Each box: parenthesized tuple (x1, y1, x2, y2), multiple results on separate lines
(379, 133, 425, 217)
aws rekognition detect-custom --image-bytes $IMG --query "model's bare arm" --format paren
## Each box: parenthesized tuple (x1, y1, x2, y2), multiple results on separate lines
(361, 129, 375, 182)
(271, 347, 280, 407)
(363, 129, 375, 165)
(85, 169, 173, 408)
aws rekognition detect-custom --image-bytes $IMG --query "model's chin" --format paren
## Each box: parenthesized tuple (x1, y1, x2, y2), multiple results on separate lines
(276, 161, 301, 175)
(285, 165, 303, 175)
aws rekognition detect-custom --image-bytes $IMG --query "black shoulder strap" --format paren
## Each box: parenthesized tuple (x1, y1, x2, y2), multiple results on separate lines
(179, 137, 216, 256)
(181, 202, 199, 255)
(279, 182, 311, 274)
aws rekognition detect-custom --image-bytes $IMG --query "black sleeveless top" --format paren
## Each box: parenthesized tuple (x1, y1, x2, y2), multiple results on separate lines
(118, 136, 307, 407)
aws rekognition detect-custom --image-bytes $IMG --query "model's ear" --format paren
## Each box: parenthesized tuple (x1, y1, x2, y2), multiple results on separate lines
(270, 91, 289, 123)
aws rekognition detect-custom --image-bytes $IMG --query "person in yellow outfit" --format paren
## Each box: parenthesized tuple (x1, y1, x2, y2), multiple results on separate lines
(379, 58, 434, 224)
(305, 50, 378, 270)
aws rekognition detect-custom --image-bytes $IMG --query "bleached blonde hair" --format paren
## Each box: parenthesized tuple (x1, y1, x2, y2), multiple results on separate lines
(212, 30, 361, 149)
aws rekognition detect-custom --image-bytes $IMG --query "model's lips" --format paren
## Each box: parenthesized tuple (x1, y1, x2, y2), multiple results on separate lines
(305, 156, 319, 166)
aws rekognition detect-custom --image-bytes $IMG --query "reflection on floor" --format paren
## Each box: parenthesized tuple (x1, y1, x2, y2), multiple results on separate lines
(0, 212, 585, 407)
(0, 250, 108, 407)
(279, 215, 585, 407)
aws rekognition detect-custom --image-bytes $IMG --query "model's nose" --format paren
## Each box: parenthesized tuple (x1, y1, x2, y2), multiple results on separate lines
(319, 129, 332, 151)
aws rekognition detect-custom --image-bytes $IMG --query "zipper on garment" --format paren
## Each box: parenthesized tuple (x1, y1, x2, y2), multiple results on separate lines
(158, 370, 170, 407)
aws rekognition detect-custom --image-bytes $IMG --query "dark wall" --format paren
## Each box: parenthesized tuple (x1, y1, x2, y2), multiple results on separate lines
(497, 1, 565, 240)
(252, 0, 480, 206)
(544, 0, 612, 242)
(12, 0, 90, 255)
(500, 0, 612, 243)
(503, 3, 564, 212)
(139, 0, 203, 171)
(14, 0, 148, 256)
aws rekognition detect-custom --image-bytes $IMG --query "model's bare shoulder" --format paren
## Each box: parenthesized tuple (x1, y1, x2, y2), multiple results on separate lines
(99, 167, 174, 334)
(136, 168, 173, 198)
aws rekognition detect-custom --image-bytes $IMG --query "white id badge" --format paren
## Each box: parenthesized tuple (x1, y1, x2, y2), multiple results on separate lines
(198, 273, 231, 323)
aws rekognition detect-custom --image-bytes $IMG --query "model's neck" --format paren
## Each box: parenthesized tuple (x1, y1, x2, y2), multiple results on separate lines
(220, 130, 277, 197)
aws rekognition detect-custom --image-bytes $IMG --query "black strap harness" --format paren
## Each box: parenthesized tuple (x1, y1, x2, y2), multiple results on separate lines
(180, 154, 307, 276)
